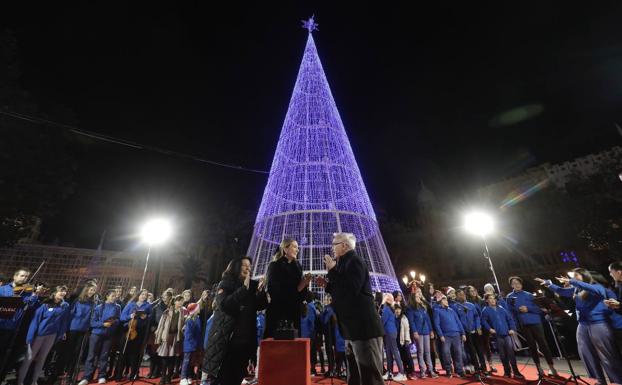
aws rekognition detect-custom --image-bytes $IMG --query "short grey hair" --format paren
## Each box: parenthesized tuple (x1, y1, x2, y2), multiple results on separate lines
(333, 232, 356, 249)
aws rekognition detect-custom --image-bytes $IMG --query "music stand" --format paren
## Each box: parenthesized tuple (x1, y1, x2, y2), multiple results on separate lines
(532, 297, 589, 385)
(0, 296, 31, 383)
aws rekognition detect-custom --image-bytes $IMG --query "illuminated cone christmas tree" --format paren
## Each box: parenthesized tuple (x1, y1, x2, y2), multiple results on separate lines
(248, 17, 399, 293)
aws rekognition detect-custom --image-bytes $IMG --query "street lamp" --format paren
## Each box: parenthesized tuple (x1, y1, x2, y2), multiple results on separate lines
(139, 219, 172, 292)
(463, 211, 501, 292)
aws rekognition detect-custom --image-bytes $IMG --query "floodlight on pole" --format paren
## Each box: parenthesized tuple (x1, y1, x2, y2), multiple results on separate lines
(139, 218, 172, 291)
(410, 271, 416, 279)
(402, 276, 408, 285)
(464, 211, 501, 292)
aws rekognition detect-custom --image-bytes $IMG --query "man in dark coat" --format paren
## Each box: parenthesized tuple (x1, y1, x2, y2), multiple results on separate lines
(317, 232, 385, 385)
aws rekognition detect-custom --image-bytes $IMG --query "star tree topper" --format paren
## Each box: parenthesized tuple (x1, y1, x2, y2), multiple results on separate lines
(302, 15, 318, 33)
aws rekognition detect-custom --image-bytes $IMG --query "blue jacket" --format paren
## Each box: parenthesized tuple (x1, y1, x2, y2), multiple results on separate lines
(183, 315, 202, 352)
(506, 290, 543, 326)
(0, 284, 40, 330)
(121, 301, 152, 329)
(256, 313, 265, 344)
(26, 301, 70, 344)
(381, 304, 398, 336)
(547, 279, 609, 324)
(606, 289, 622, 329)
(452, 301, 481, 333)
(433, 306, 464, 337)
(409, 306, 433, 335)
(91, 302, 121, 336)
(481, 306, 516, 336)
(69, 300, 96, 332)
(203, 314, 214, 350)
(334, 322, 345, 352)
(322, 305, 335, 327)
(300, 302, 316, 338)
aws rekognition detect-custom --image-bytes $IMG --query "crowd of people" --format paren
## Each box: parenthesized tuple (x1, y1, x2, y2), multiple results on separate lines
(3, 235, 622, 385)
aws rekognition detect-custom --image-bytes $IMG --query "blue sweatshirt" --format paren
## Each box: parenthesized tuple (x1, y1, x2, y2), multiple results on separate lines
(26, 301, 70, 344)
(322, 305, 335, 327)
(69, 300, 96, 332)
(382, 304, 398, 336)
(121, 301, 152, 328)
(91, 302, 121, 336)
(0, 283, 40, 330)
(481, 306, 516, 336)
(452, 301, 481, 333)
(334, 322, 345, 352)
(547, 279, 609, 324)
(433, 306, 464, 337)
(506, 290, 543, 326)
(183, 315, 202, 352)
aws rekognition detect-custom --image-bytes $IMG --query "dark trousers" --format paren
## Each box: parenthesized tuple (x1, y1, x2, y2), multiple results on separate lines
(614, 328, 622, 358)
(521, 323, 554, 366)
(397, 342, 414, 374)
(55, 330, 87, 379)
(213, 343, 251, 385)
(464, 333, 486, 371)
(480, 330, 493, 365)
(324, 331, 335, 372)
(335, 351, 345, 375)
(441, 335, 464, 375)
(495, 335, 519, 375)
(83, 334, 113, 381)
(0, 328, 18, 382)
(311, 333, 324, 371)
(345, 337, 384, 385)
(125, 329, 146, 377)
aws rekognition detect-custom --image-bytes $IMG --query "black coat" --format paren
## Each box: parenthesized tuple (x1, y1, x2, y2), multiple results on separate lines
(203, 276, 267, 379)
(325, 250, 384, 341)
(264, 257, 306, 337)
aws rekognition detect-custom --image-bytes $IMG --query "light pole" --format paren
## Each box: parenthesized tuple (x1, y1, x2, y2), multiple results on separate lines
(464, 212, 501, 292)
(140, 219, 172, 292)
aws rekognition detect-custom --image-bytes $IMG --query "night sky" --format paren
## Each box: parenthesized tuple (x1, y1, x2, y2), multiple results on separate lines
(4, 2, 622, 250)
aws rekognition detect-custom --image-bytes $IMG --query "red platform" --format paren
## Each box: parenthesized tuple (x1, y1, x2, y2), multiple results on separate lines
(258, 337, 311, 385)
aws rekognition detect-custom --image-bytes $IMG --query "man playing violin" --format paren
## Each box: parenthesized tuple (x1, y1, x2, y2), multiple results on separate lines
(0, 267, 45, 382)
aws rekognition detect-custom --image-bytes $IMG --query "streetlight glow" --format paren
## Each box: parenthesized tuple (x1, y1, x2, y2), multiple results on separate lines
(410, 271, 416, 279)
(141, 219, 172, 245)
(420, 274, 426, 283)
(464, 212, 494, 236)
(402, 276, 408, 285)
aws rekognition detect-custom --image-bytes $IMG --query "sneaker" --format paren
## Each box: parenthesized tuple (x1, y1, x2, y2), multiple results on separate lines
(180, 379, 188, 385)
(503, 373, 512, 378)
(382, 373, 392, 380)
(98, 379, 106, 384)
(78, 381, 89, 385)
(537, 366, 545, 377)
(548, 368, 559, 377)
(429, 372, 439, 378)
(393, 373, 407, 381)
(514, 373, 525, 380)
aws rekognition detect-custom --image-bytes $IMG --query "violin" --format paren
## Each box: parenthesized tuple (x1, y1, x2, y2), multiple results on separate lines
(12, 283, 47, 296)
(127, 318, 138, 340)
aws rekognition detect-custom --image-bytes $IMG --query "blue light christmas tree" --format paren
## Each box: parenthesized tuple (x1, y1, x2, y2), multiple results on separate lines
(248, 17, 399, 294)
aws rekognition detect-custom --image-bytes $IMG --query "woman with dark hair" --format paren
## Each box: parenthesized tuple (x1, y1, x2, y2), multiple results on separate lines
(264, 238, 312, 337)
(18, 285, 70, 385)
(203, 257, 267, 385)
(537, 268, 622, 384)
(121, 288, 152, 380)
(53, 282, 98, 381)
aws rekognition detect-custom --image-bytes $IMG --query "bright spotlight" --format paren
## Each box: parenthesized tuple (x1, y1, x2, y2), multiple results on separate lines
(464, 212, 494, 237)
(402, 276, 408, 285)
(420, 275, 426, 283)
(141, 219, 172, 245)
(410, 271, 416, 279)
